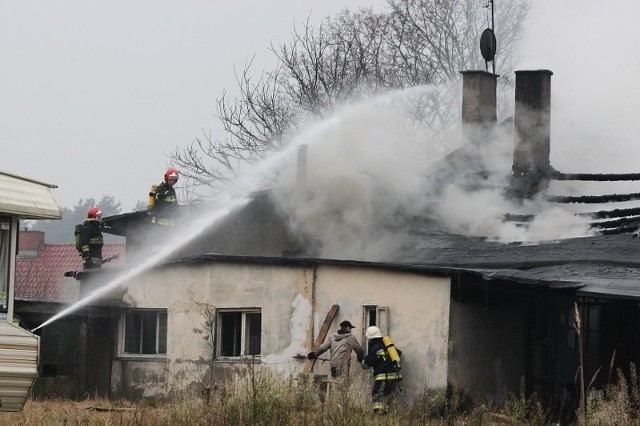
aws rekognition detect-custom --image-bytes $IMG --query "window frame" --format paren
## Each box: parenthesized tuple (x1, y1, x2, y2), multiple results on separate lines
(362, 305, 389, 355)
(216, 308, 261, 360)
(118, 309, 168, 359)
(0, 216, 13, 314)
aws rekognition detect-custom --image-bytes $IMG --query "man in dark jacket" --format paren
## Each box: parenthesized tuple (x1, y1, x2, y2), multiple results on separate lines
(308, 320, 364, 378)
(79, 207, 104, 270)
(362, 326, 402, 414)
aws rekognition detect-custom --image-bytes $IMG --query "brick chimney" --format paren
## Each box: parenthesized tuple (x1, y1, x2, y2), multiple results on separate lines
(18, 230, 45, 257)
(460, 70, 498, 143)
(511, 69, 553, 199)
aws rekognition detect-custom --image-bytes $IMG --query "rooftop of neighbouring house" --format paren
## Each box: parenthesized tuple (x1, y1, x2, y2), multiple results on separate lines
(16, 231, 125, 303)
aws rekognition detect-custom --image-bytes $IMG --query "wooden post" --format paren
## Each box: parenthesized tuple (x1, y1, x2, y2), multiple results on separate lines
(304, 304, 339, 373)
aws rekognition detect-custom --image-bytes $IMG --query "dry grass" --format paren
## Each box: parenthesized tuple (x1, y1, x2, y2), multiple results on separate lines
(9, 366, 640, 425)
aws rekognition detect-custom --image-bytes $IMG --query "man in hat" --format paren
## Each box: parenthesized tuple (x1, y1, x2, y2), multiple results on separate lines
(308, 320, 364, 378)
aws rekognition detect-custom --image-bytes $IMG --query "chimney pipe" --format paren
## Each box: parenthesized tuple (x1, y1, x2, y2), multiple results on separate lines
(296, 144, 308, 191)
(511, 70, 553, 198)
(460, 70, 498, 143)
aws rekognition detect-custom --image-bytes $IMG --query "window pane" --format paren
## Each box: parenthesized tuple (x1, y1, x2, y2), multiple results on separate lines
(158, 312, 167, 354)
(220, 312, 241, 356)
(123, 310, 167, 355)
(245, 313, 261, 356)
(141, 311, 158, 354)
(124, 313, 141, 353)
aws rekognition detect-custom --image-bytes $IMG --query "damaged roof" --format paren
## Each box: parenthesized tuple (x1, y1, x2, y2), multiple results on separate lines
(389, 230, 640, 299)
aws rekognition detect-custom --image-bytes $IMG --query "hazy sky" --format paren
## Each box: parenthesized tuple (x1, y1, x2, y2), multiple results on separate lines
(517, 0, 640, 175)
(0, 0, 385, 211)
(1, 0, 639, 213)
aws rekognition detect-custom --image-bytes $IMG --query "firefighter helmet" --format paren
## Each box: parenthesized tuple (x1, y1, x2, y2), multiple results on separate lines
(87, 207, 102, 219)
(164, 168, 179, 183)
(365, 326, 383, 339)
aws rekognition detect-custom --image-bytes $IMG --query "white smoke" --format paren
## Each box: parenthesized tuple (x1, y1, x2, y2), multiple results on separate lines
(267, 1, 640, 258)
(271, 83, 594, 261)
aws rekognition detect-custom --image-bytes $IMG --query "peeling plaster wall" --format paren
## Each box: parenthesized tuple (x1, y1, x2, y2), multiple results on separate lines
(110, 262, 314, 398)
(108, 261, 451, 402)
(313, 266, 451, 399)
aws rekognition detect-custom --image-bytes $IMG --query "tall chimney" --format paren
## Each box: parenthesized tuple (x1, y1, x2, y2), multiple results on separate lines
(511, 70, 553, 198)
(460, 70, 498, 143)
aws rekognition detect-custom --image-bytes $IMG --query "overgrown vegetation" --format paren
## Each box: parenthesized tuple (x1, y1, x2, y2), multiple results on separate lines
(7, 366, 640, 425)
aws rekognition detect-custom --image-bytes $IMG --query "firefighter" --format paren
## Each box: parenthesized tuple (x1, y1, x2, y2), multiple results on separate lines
(307, 320, 364, 378)
(362, 326, 402, 414)
(79, 207, 104, 270)
(150, 168, 179, 226)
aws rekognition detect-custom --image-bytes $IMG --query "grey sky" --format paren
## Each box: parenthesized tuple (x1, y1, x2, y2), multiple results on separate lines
(516, 0, 640, 175)
(1, 0, 639, 213)
(0, 0, 385, 211)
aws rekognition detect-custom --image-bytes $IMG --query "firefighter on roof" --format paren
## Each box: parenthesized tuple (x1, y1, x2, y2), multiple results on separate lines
(149, 168, 179, 226)
(362, 326, 402, 414)
(79, 207, 104, 270)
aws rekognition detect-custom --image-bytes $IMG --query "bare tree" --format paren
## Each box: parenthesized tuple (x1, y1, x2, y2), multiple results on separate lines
(171, 0, 530, 193)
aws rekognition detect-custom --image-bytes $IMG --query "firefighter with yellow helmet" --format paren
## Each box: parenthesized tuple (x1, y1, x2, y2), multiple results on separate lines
(362, 326, 402, 414)
(149, 168, 179, 226)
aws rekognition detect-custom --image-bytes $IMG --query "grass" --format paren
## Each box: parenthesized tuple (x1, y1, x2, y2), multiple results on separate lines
(6, 367, 640, 425)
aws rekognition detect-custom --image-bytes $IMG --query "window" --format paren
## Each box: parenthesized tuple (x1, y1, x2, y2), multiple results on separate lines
(363, 305, 389, 355)
(217, 309, 261, 358)
(363, 305, 389, 335)
(0, 217, 12, 312)
(121, 310, 167, 356)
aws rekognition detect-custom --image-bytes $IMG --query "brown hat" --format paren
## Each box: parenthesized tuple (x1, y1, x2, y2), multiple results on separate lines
(339, 320, 355, 328)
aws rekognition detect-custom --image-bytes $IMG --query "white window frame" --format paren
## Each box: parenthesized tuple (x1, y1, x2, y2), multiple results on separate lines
(216, 309, 261, 360)
(118, 309, 167, 359)
(363, 305, 389, 354)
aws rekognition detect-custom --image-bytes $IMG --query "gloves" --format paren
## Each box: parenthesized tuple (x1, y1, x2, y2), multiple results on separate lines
(357, 356, 363, 363)
(307, 352, 316, 360)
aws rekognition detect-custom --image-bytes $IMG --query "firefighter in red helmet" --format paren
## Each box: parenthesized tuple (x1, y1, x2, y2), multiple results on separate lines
(79, 207, 104, 269)
(149, 168, 179, 226)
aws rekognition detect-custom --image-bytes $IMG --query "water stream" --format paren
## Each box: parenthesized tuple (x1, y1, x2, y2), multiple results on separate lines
(31, 136, 311, 332)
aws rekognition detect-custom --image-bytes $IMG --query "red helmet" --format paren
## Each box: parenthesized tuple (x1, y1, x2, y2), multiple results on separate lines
(87, 207, 102, 219)
(164, 168, 179, 182)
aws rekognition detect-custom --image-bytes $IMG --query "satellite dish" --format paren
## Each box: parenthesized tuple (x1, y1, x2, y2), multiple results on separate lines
(480, 28, 496, 62)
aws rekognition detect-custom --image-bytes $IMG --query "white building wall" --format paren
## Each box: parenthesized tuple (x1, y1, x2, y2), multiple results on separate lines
(314, 266, 451, 398)
(108, 260, 451, 401)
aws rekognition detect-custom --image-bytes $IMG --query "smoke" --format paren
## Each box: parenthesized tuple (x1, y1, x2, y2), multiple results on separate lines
(266, 2, 640, 258)
(271, 87, 458, 260)
(270, 84, 590, 261)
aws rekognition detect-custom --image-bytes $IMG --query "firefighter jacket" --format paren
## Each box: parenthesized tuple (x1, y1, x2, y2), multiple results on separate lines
(153, 182, 178, 225)
(363, 337, 402, 381)
(79, 219, 103, 269)
(314, 330, 364, 370)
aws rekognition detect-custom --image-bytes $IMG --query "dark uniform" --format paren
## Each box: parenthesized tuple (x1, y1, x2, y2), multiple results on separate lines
(151, 168, 179, 226)
(153, 181, 178, 224)
(79, 219, 103, 270)
(363, 337, 402, 413)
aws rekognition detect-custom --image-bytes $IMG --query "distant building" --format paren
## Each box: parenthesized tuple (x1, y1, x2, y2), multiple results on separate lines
(14, 230, 126, 397)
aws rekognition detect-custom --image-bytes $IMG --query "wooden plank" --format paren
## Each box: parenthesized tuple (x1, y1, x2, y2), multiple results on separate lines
(304, 304, 339, 373)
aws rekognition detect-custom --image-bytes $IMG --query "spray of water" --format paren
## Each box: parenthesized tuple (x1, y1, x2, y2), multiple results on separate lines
(30, 138, 312, 332)
(272, 84, 593, 258)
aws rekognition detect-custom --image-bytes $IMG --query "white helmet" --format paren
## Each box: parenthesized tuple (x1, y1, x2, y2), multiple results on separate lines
(365, 326, 383, 339)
